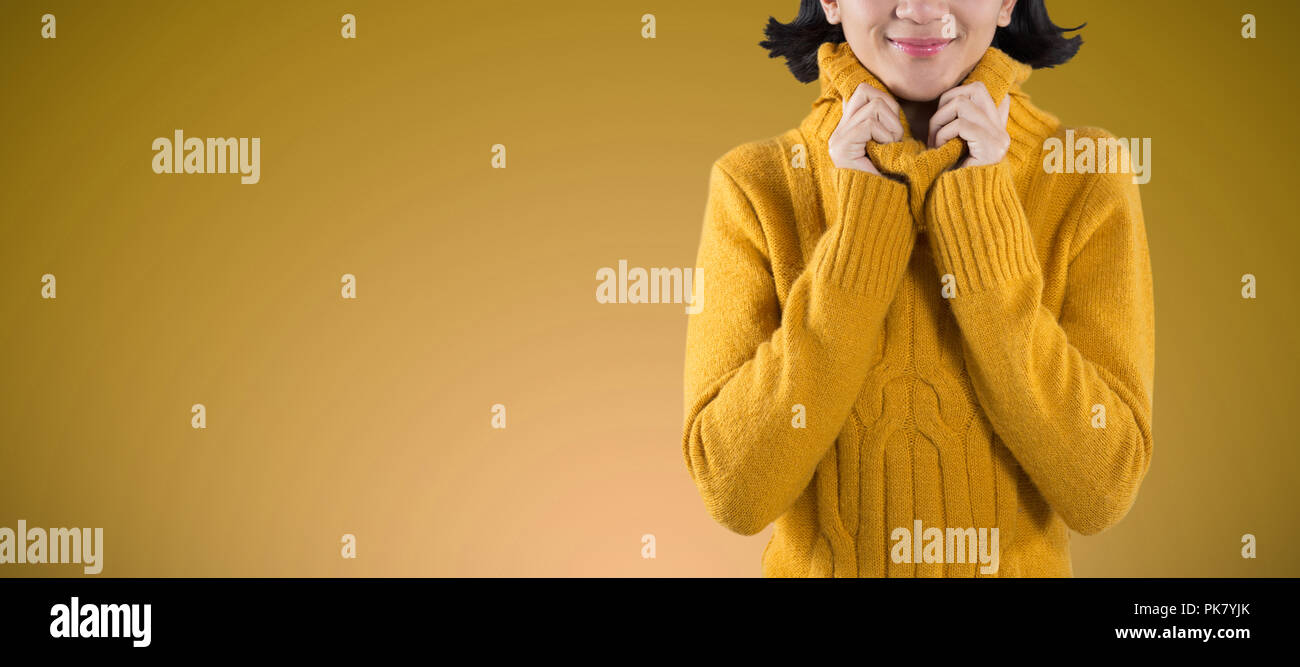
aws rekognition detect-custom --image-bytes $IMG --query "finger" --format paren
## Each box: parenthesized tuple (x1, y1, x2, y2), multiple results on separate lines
(938, 83, 997, 129)
(933, 118, 969, 147)
(856, 98, 904, 141)
(868, 118, 897, 144)
(946, 85, 997, 121)
(847, 156, 881, 175)
(875, 101, 905, 141)
(830, 136, 880, 174)
(858, 84, 902, 118)
(847, 96, 880, 126)
(928, 98, 958, 145)
(928, 96, 976, 146)
(828, 134, 864, 172)
(999, 94, 1011, 127)
(966, 83, 999, 122)
(930, 95, 977, 129)
(847, 99, 904, 144)
(843, 84, 872, 120)
(937, 82, 977, 108)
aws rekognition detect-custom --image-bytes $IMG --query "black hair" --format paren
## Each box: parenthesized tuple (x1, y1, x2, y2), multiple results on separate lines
(760, 0, 1084, 83)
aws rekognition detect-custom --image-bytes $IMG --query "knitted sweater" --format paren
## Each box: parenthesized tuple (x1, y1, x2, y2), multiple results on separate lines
(681, 41, 1155, 577)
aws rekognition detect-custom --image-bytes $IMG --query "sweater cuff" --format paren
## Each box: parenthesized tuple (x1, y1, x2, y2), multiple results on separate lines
(926, 161, 1042, 296)
(817, 168, 914, 300)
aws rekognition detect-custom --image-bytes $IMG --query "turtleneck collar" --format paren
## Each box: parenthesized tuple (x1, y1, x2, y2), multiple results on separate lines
(799, 40, 1038, 228)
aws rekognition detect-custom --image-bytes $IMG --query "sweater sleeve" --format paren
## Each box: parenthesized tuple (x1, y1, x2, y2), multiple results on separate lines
(682, 159, 914, 536)
(923, 159, 1155, 536)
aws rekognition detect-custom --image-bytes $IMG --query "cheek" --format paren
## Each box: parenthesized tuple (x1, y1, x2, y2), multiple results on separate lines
(955, 15, 1000, 65)
(958, 9, 1002, 47)
(843, 1, 895, 39)
(963, 40, 989, 68)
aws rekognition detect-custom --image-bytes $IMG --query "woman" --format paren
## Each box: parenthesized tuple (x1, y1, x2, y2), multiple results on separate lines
(681, 0, 1155, 577)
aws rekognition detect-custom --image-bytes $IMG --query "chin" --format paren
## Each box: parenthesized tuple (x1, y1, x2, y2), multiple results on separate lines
(877, 61, 962, 103)
(885, 80, 950, 103)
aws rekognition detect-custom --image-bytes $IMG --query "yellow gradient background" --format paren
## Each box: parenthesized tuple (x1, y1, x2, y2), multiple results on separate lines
(1, 1, 1296, 576)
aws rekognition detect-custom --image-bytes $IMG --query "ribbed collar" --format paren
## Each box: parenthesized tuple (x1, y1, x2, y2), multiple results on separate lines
(799, 41, 1041, 227)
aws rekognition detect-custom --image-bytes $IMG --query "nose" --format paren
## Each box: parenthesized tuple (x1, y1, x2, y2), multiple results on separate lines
(895, 0, 950, 24)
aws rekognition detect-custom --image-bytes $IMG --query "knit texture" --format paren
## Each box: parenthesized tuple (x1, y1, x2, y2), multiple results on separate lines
(682, 42, 1155, 577)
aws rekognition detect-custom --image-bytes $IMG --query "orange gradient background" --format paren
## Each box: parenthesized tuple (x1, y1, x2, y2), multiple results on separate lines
(1, 0, 1296, 576)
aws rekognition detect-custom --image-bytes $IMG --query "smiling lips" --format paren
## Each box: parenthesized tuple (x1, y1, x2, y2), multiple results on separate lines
(888, 38, 953, 57)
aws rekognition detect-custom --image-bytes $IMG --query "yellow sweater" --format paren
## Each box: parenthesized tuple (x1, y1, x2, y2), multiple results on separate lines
(682, 41, 1155, 577)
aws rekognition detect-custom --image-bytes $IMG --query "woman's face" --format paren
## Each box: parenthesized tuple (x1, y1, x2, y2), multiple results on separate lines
(820, 0, 1017, 102)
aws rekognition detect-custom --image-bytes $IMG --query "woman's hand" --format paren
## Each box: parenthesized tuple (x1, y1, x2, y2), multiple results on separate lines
(828, 83, 904, 174)
(927, 81, 1011, 168)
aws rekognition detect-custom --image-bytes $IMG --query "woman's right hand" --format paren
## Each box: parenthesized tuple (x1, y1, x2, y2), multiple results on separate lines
(828, 83, 904, 174)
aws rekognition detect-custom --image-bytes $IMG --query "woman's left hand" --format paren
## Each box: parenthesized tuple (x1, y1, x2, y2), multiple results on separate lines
(927, 81, 1011, 168)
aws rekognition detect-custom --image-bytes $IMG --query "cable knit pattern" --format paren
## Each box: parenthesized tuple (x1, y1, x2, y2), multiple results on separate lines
(682, 40, 1155, 577)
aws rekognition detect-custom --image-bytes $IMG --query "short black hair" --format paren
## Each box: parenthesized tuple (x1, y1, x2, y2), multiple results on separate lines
(760, 0, 1084, 83)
